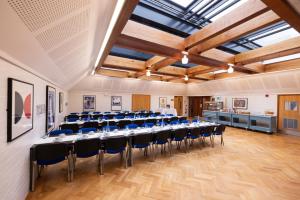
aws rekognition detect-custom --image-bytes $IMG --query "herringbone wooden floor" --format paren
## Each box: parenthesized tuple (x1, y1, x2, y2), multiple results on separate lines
(26, 127, 300, 200)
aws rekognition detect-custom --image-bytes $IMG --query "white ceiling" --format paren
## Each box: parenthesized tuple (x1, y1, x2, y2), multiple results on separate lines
(0, 0, 117, 89)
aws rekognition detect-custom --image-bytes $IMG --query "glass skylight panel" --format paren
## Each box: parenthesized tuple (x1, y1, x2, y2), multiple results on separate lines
(254, 28, 300, 46)
(205, 0, 237, 19)
(262, 53, 300, 65)
(210, 0, 248, 21)
(191, 0, 213, 13)
(170, 0, 193, 7)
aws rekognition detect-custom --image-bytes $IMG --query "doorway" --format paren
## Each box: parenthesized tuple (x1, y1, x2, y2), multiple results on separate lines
(278, 95, 300, 136)
(188, 96, 210, 117)
(132, 94, 151, 111)
(174, 96, 183, 116)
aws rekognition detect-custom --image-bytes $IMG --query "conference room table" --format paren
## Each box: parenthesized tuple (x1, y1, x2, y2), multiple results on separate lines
(30, 121, 218, 191)
(60, 115, 184, 126)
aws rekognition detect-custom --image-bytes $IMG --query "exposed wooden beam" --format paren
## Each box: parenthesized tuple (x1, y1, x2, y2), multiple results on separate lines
(214, 72, 247, 80)
(189, 11, 281, 53)
(97, 1, 139, 68)
(104, 55, 145, 71)
(96, 68, 129, 78)
(145, 56, 165, 68)
(185, 0, 269, 49)
(261, 0, 300, 32)
(151, 58, 178, 71)
(265, 58, 300, 72)
(200, 49, 235, 63)
(158, 66, 186, 76)
(235, 36, 300, 64)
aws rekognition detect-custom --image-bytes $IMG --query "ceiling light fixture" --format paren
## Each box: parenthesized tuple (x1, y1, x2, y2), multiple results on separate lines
(182, 51, 189, 64)
(227, 63, 234, 73)
(184, 75, 189, 81)
(146, 69, 151, 77)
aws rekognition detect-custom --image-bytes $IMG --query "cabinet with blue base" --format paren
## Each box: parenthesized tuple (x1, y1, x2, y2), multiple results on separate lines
(218, 112, 232, 125)
(202, 111, 218, 122)
(249, 115, 277, 133)
(231, 114, 250, 129)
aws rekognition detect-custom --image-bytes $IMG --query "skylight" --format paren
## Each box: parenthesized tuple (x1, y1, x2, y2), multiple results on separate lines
(210, 0, 248, 21)
(192, 0, 214, 13)
(262, 53, 300, 65)
(253, 28, 299, 46)
(170, 0, 193, 7)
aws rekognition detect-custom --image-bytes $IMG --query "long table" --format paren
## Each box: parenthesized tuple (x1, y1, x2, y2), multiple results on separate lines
(60, 116, 184, 126)
(30, 122, 218, 191)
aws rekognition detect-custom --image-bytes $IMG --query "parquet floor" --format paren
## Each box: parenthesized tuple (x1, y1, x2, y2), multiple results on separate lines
(26, 127, 300, 200)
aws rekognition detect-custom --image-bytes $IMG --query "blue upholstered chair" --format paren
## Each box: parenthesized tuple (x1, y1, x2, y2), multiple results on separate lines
(180, 120, 189, 124)
(170, 120, 179, 125)
(102, 125, 118, 132)
(141, 122, 154, 128)
(79, 127, 97, 134)
(126, 124, 138, 129)
(48, 129, 73, 137)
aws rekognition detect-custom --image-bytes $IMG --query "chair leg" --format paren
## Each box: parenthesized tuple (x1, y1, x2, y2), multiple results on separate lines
(123, 149, 128, 169)
(184, 137, 188, 153)
(221, 135, 224, 146)
(100, 151, 104, 175)
(67, 156, 71, 182)
(30, 161, 37, 192)
(151, 144, 155, 162)
(97, 152, 101, 175)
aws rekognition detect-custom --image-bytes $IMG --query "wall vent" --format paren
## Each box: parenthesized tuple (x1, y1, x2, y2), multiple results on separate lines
(283, 118, 298, 129)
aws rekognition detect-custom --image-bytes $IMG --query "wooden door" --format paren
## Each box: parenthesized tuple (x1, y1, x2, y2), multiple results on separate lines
(132, 94, 151, 111)
(278, 95, 300, 136)
(189, 97, 203, 117)
(174, 96, 183, 116)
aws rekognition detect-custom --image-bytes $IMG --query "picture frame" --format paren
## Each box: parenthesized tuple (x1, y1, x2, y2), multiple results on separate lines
(111, 96, 122, 111)
(46, 86, 56, 133)
(83, 95, 96, 111)
(7, 78, 34, 142)
(232, 98, 248, 110)
(159, 97, 167, 108)
(59, 92, 64, 113)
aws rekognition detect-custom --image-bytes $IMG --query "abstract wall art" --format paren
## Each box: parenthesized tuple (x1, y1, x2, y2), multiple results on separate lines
(46, 86, 56, 133)
(7, 78, 34, 142)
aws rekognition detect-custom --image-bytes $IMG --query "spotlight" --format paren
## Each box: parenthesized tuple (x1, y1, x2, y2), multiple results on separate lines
(146, 69, 151, 76)
(181, 51, 189, 64)
(184, 75, 189, 81)
(227, 63, 234, 73)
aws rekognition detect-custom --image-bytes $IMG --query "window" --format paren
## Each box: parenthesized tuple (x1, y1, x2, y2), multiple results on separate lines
(262, 53, 300, 65)
(285, 101, 298, 111)
(170, 0, 194, 7)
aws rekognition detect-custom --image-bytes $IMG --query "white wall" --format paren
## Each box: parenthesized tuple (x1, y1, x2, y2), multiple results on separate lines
(213, 94, 277, 115)
(68, 75, 188, 115)
(0, 54, 68, 200)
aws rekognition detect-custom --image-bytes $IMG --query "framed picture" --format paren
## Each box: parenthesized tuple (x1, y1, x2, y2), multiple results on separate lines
(7, 78, 34, 142)
(232, 98, 248, 110)
(111, 96, 122, 111)
(83, 95, 96, 111)
(159, 97, 167, 108)
(46, 86, 56, 133)
(59, 92, 64, 113)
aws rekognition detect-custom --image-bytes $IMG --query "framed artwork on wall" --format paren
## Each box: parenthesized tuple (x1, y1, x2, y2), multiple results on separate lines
(46, 86, 56, 133)
(59, 92, 64, 113)
(159, 97, 167, 108)
(232, 98, 248, 110)
(83, 95, 96, 111)
(111, 96, 122, 111)
(7, 78, 34, 142)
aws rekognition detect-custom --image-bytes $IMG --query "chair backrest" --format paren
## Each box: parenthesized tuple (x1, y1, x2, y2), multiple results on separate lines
(215, 124, 226, 134)
(170, 120, 179, 125)
(155, 112, 161, 115)
(83, 121, 99, 129)
(190, 127, 201, 138)
(60, 123, 79, 133)
(81, 118, 90, 122)
(157, 121, 168, 126)
(93, 112, 101, 114)
(167, 114, 174, 117)
(67, 118, 78, 122)
(141, 122, 154, 128)
(66, 115, 79, 120)
(105, 114, 115, 119)
(82, 112, 89, 114)
(70, 112, 79, 115)
(118, 120, 131, 129)
(154, 130, 171, 144)
(146, 118, 157, 124)
(79, 127, 97, 134)
(173, 128, 188, 140)
(133, 119, 145, 127)
(115, 115, 125, 119)
(181, 120, 189, 124)
(132, 133, 153, 146)
(49, 129, 73, 137)
(104, 112, 111, 114)
(35, 143, 68, 162)
(179, 116, 187, 121)
(74, 138, 100, 157)
(102, 125, 118, 131)
(201, 126, 214, 135)
(103, 137, 127, 151)
(101, 121, 116, 126)
(192, 119, 199, 123)
(81, 114, 90, 119)
(170, 116, 178, 121)
(126, 124, 138, 129)
(92, 114, 102, 120)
